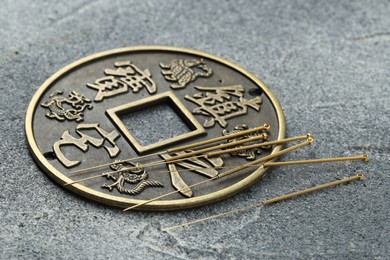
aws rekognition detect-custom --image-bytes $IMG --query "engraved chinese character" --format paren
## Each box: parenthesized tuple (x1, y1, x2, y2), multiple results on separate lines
(87, 61, 157, 102)
(185, 85, 262, 128)
(53, 123, 121, 168)
(40, 90, 93, 122)
(160, 58, 213, 89)
(222, 124, 271, 160)
(160, 152, 223, 197)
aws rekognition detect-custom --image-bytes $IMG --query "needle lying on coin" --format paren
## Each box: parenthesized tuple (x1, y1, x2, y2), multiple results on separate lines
(81, 154, 365, 176)
(64, 134, 311, 185)
(70, 124, 271, 175)
(122, 139, 368, 211)
(60, 129, 368, 213)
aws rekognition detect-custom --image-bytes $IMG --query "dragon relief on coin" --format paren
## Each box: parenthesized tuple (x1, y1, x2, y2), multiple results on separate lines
(102, 160, 164, 195)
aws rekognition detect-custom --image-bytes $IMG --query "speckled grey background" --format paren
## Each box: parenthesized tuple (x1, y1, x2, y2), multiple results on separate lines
(0, 0, 389, 259)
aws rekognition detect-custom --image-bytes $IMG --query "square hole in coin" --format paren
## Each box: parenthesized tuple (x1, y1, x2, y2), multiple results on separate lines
(107, 92, 206, 154)
(120, 103, 189, 146)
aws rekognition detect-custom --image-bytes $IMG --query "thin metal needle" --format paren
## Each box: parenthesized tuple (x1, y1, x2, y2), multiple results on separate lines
(65, 135, 309, 184)
(150, 154, 368, 175)
(64, 154, 206, 186)
(167, 124, 270, 152)
(162, 173, 365, 231)
(163, 202, 265, 232)
(122, 177, 220, 212)
(206, 134, 311, 157)
(69, 151, 164, 175)
(216, 138, 314, 178)
(70, 124, 271, 174)
(164, 133, 269, 162)
(70, 134, 268, 177)
(122, 139, 312, 211)
(263, 154, 368, 167)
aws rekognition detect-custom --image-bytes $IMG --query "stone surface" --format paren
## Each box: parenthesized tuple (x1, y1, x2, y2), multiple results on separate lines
(0, 0, 389, 259)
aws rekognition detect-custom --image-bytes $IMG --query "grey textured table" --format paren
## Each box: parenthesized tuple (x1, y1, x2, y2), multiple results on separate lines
(1, 1, 389, 259)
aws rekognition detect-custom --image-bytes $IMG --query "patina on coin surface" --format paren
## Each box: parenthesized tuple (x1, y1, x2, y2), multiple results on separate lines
(25, 46, 285, 210)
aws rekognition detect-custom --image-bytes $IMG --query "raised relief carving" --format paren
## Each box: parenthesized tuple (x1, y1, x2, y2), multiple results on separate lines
(185, 85, 262, 128)
(160, 58, 212, 89)
(87, 61, 157, 102)
(40, 90, 93, 122)
(223, 124, 271, 160)
(53, 123, 120, 168)
(102, 160, 163, 195)
(160, 152, 223, 197)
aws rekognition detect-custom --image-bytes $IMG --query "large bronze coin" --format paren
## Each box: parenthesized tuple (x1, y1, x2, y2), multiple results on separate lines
(25, 46, 285, 210)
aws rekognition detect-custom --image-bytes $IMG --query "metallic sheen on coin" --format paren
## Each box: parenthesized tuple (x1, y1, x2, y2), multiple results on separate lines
(25, 46, 285, 210)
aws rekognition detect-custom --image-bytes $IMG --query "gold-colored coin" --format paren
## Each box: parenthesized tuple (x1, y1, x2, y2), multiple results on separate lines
(25, 46, 285, 210)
